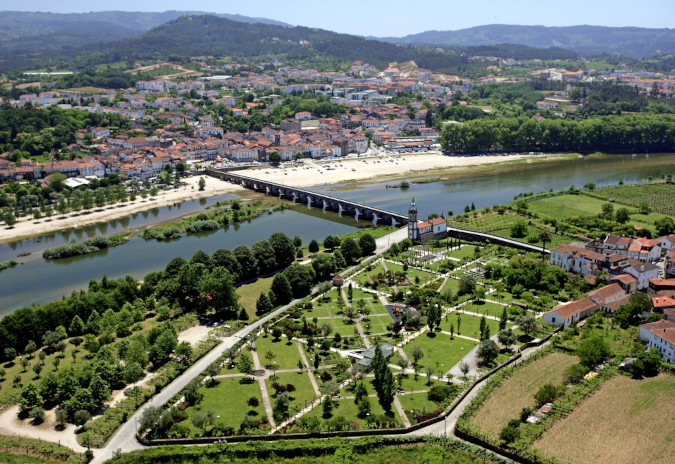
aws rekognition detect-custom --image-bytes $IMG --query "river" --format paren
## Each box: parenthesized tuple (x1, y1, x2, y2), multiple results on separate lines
(1, 153, 674, 316)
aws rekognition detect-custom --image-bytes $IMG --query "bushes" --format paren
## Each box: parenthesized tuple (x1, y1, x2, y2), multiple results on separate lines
(186, 220, 220, 234)
(42, 234, 130, 259)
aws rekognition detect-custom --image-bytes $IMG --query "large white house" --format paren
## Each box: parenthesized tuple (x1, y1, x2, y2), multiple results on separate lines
(639, 320, 675, 363)
(543, 297, 597, 327)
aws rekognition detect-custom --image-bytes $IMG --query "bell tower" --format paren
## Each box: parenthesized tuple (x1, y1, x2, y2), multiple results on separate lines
(408, 198, 419, 241)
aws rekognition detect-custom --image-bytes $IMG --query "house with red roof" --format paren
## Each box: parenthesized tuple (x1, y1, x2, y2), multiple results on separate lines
(543, 297, 597, 327)
(638, 320, 675, 363)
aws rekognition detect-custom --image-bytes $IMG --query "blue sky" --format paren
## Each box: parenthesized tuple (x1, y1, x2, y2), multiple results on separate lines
(4, 0, 674, 36)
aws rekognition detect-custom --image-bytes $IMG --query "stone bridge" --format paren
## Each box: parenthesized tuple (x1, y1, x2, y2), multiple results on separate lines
(206, 168, 408, 227)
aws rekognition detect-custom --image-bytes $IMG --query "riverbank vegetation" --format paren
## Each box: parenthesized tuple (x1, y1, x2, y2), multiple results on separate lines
(140, 199, 278, 241)
(42, 233, 130, 259)
(440, 114, 675, 154)
(0, 259, 18, 272)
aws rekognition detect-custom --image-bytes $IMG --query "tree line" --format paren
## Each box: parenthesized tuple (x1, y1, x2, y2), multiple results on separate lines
(439, 114, 675, 154)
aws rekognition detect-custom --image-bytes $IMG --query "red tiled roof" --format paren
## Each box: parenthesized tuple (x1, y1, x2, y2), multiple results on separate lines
(641, 320, 675, 345)
(547, 297, 596, 319)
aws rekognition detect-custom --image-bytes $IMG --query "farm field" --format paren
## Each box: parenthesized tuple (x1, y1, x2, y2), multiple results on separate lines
(593, 181, 675, 216)
(469, 351, 578, 435)
(526, 193, 673, 232)
(534, 374, 675, 464)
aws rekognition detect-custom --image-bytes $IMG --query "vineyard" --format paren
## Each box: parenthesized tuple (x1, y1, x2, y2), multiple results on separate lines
(592, 182, 675, 216)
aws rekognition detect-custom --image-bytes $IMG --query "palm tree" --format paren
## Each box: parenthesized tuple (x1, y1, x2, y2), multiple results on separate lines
(538, 229, 552, 260)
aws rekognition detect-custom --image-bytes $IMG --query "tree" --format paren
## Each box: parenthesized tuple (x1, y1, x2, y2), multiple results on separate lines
(268, 152, 282, 164)
(410, 345, 424, 366)
(477, 339, 499, 365)
(340, 238, 361, 264)
(74, 410, 91, 428)
(425, 366, 435, 386)
(32, 363, 42, 378)
(500, 424, 521, 444)
(308, 239, 319, 253)
(600, 203, 614, 221)
(499, 307, 508, 331)
(55, 409, 68, 429)
(534, 383, 562, 406)
(377, 367, 396, 413)
(654, 217, 675, 236)
(426, 302, 442, 332)
(198, 177, 206, 191)
(283, 263, 316, 298)
(24, 340, 37, 358)
(632, 348, 662, 378)
(256, 292, 274, 315)
(19, 383, 43, 414)
(576, 336, 610, 368)
(458, 275, 476, 296)
(615, 207, 630, 224)
(268, 232, 297, 268)
(252, 240, 277, 274)
(322, 396, 334, 419)
(459, 361, 470, 379)
(357, 396, 371, 418)
(538, 229, 552, 256)
(498, 328, 516, 349)
(312, 253, 336, 281)
(270, 273, 293, 305)
(616, 292, 652, 328)
(199, 267, 239, 316)
(233, 246, 258, 280)
(510, 220, 528, 238)
(358, 233, 376, 256)
(515, 314, 539, 339)
(123, 362, 144, 385)
(238, 354, 254, 375)
(273, 392, 290, 422)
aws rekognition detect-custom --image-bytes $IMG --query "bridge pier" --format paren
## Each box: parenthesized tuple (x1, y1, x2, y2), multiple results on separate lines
(338, 204, 343, 216)
(391, 217, 397, 227)
(307, 197, 313, 208)
(292, 193, 297, 204)
(265, 186, 270, 196)
(354, 208, 360, 221)
(372, 213, 379, 226)
(323, 199, 328, 212)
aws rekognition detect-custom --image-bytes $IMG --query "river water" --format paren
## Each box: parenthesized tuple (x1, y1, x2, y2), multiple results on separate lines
(1, 153, 674, 316)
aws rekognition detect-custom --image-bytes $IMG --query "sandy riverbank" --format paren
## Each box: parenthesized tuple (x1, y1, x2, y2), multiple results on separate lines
(0, 152, 567, 245)
(0, 176, 245, 245)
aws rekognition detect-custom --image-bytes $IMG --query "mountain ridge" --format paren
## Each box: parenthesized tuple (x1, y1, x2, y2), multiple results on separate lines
(378, 24, 675, 58)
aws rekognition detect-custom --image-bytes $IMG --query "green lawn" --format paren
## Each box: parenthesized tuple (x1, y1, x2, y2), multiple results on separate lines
(265, 371, 317, 414)
(386, 261, 437, 283)
(403, 332, 477, 372)
(461, 301, 507, 318)
(397, 392, 441, 424)
(450, 245, 477, 260)
(353, 262, 387, 285)
(397, 372, 440, 391)
(329, 317, 360, 337)
(187, 377, 264, 432)
(307, 289, 345, 318)
(440, 313, 504, 340)
(255, 335, 303, 370)
(303, 396, 402, 429)
(237, 276, 274, 320)
(440, 278, 460, 295)
(363, 315, 393, 335)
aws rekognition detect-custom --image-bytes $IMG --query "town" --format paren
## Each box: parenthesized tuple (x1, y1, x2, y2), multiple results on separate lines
(0, 7, 675, 464)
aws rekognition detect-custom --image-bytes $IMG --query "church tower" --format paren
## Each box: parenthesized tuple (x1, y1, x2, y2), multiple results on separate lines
(408, 198, 419, 241)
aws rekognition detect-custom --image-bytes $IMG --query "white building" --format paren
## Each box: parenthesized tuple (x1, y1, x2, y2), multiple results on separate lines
(625, 261, 660, 290)
(543, 297, 597, 327)
(639, 320, 675, 363)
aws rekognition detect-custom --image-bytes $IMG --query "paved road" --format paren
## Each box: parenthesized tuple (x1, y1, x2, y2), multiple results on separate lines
(91, 227, 408, 464)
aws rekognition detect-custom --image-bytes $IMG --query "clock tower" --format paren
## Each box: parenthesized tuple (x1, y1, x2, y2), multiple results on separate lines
(408, 198, 419, 241)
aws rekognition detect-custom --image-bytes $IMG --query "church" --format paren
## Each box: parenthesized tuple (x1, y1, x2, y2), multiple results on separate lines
(408, 198, 448, 242)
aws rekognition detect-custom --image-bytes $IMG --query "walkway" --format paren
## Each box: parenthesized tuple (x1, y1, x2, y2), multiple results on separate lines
(250, 343, 276, 428)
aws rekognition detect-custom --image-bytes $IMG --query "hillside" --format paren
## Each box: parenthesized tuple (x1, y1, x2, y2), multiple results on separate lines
(382, 24, 675, 58)
(0, 10, 290, 54)
(78, 15, 470, 73)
